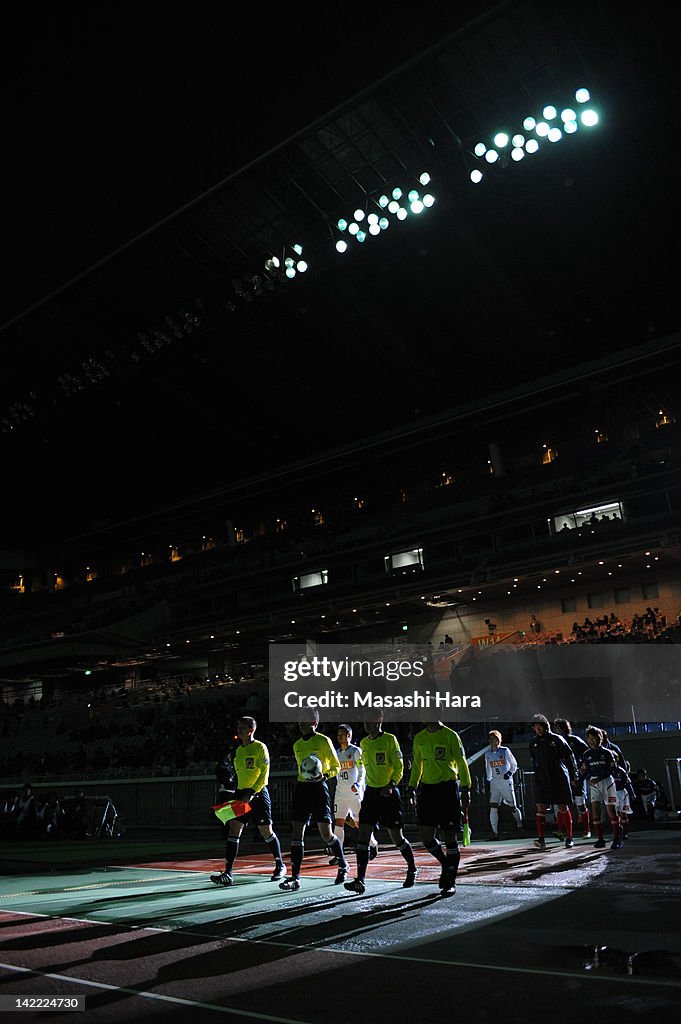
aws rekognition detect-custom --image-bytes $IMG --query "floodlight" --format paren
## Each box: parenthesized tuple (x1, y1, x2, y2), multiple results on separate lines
(543, 105, 557, 120)
(296, 261, 308, 272)
(511, 147, 524, 161)
(470, 169, 483, 183)
(523, 116, 536, 130)
(493, 132, 509, 147)
(580, 109, 599, 126)
(369, 223, 380, 235)
(525, 139, 539, 153)
(422, 194, 434, 207)
(292, 244, 303, 255)
(367, 212, 379, 224)
(410, 200, 424, 213)
(575, 88, 590, 103)
(548, 127, 562, 142)
(419, 172, 431, 185)
(336, 240, 348, 253)
(354, 209, 365, 221)
(564, 119, 578, 134)
(348, 222, 359, 235)
(356, 230, 366, 242)
(474, 142, 487, 157)
(392, 187, 402, 199)
(337, 218, 348, 231)
(378, 217, 389, 229)
(378, 195, 389, 207)
(511, 134, 525, 147)
(396, 207, 407, 220)
(485, 149, 499, 163)
(285, 267, 296, 279)
(560, 108, 576, 122)
(408, 189, 419, 202)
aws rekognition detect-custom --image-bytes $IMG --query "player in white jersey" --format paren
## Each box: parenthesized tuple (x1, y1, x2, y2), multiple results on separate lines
(330, 724, 378, 864)
(485, 731, 523, 839)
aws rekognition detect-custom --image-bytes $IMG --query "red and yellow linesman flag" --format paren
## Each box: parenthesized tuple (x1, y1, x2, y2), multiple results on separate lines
(212, 799, 251, 824)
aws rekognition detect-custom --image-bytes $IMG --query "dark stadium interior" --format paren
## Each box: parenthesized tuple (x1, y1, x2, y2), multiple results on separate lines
(1, 3, 681, 1021)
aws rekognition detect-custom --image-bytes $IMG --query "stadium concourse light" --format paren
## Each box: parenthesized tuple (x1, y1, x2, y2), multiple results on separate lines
(469, 87, 599, 185)
(333, 173, 435, 254)
(264, 243, 308, 281)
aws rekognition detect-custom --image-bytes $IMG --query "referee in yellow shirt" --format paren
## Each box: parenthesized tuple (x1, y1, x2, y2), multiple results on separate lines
(210, 716, 286, 887)
(344, 713, 417, 895)
(407, 720, 471, 894)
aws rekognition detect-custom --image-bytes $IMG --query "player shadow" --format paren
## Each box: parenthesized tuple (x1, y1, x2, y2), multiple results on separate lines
(0, 921, 127, 952)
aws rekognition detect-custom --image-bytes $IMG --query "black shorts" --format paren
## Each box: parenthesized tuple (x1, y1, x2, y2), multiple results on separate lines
(291, 780, 332, 825)
(416, 780, 461, 829)
(236, 788, 272, 827)
(359, 785, 404, 830)
(535, 774, 573, 806)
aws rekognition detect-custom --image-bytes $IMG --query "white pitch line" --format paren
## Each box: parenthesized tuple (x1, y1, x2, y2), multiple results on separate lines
(0, 963, 314, 1024)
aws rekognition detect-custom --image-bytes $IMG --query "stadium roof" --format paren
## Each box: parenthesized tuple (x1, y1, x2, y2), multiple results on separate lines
(1, 1, 679, 544)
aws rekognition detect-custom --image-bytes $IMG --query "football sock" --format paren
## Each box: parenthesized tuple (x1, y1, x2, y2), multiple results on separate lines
(333, 825, 345, 846)
(489, 807, 499, 833)
(291, 839, 303, 878)
(327, 835, 347, 869)
(424, 839, 446, 865)
(356, 843, 370, 880)
(445, 845, 460, 877)
(560, 808, 573, 839)
(535, 812, 546, 838)
(512, 807, 523, 827)
(610, 815, 620, 839)
(594, 821, 604, 841)
(224, 836, 239, 874)
(398, 840, 416, 870)
(265, 832, 283, 865)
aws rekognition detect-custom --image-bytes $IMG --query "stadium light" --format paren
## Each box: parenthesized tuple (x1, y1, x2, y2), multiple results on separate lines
(493, 132, 509, 148)
(580, 109, 599, 126)
(575, 87, 590, 103)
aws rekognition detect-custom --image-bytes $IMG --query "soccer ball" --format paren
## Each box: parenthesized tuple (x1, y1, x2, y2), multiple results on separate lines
(300, 755, 323, 781)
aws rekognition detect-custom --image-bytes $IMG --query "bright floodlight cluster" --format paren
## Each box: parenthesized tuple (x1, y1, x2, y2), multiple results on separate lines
(335, 172, 434, 253)
(470, 87, 599, 184)
(264, 243, 308, 280)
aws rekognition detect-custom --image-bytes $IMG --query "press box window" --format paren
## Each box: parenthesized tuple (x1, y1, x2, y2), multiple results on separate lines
(293, 570, 329, 593)
(561, 596, 577, 613)
(384, 548, 424, 574)
(614, 588, 630, 604)
(587, 593, 603, 609)
(642, 582, 659, 600)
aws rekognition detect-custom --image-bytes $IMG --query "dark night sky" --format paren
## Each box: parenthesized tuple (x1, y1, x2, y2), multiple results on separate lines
(1, 5, 500, 322)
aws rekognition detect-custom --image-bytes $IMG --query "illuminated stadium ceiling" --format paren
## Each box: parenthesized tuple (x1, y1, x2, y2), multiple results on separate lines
(1, 1, 679, 543)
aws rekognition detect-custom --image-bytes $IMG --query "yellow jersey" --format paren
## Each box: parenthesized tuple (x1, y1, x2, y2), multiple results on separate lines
(292, 732, 340, 781)
(408, 726, 471, 787)
(360, 732, 404, 788)
(234, 740, 270, 793)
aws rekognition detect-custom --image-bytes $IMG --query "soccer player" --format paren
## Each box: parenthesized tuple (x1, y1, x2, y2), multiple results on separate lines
(614, 753, 635, 840)
(407, 720, 471, 893)
(210, 716, 286, 887)
(553, 718, 591, 839)
(279, 711, 349, 892)
(330, 724, 377, 864)
(580, 726, 621, 849)
(484, 730, 523, 839)
(529, 714, 579, 850)
(344, 714, 417, 895)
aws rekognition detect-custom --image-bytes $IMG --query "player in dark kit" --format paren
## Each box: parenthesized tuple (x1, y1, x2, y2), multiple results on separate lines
(579, 726, 621, 849)
(553, 718, 591, 839)
(210, 716, 286, 886)
(279, 711, 349, 892)
(529, 714, 579, 851)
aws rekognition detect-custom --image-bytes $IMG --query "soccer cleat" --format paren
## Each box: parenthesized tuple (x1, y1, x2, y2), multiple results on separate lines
(328, 856, 340, 866)
(593, 838, 606, 849)
(334, 866, 349, 885)
(210, 871, 233, 887)
(369, 845, 378, 861)
(270, 864, 286, 881)
(344, 878, 366, 895)
(438, 865, 457, 892)
(622, 832, 629, 840)
(533, 838, 547, 851)
(581, 831, 592, 840)
(565, 838, 574, 849)
(552, 831, 565, 841)
(610, 837, 623, 850)
(488, 832, 500, 841)
(403, 867, 419, 888)
(279, 878, 300, 891)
